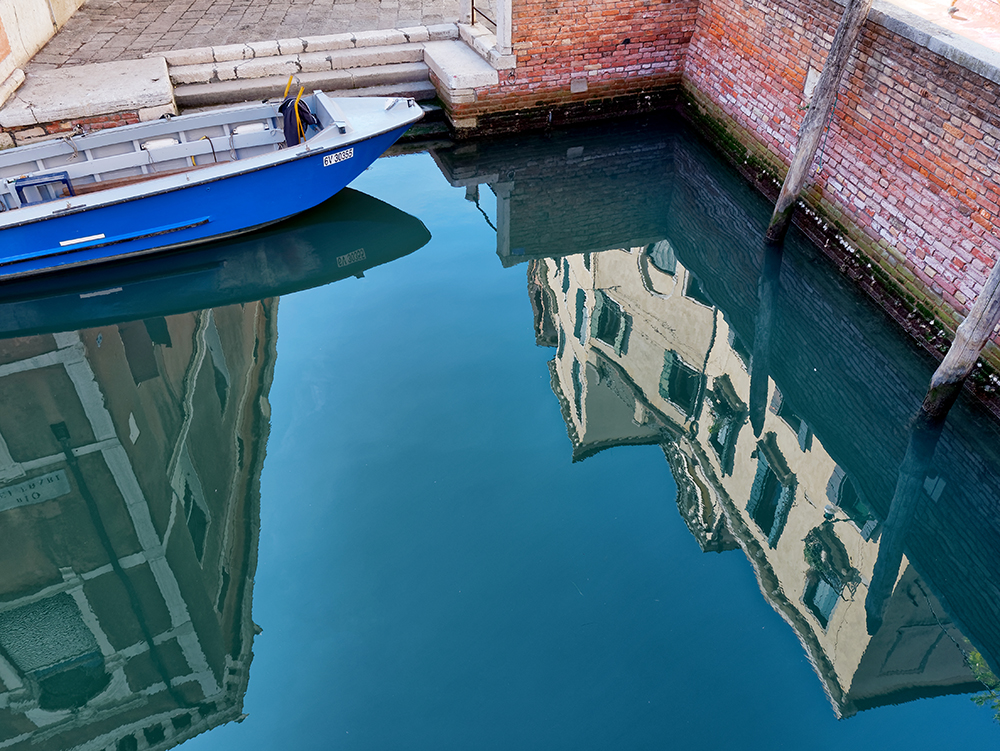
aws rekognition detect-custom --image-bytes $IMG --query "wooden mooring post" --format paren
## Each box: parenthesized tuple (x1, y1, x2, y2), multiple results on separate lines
(764, 0, 873, 245)
(923, 259, 1000, 417)
(763, 0, 1000, 414)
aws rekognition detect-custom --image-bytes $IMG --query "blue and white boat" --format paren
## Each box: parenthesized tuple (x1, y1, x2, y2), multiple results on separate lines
(0, 92, 422, 279)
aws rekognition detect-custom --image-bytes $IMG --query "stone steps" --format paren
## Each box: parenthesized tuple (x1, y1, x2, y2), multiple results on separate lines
(157, 24, 458, 110)
(174, 63, 436, 108)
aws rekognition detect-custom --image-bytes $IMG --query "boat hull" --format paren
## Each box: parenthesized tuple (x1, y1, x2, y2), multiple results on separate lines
(0, 122, 411, 280)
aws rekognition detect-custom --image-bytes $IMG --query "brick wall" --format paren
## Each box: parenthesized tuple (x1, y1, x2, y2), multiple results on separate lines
(6, 110, 141, 146)
(453, 0, 1000, 354)
(681, 0, 1000, 340)
(448, 0, 699, 131)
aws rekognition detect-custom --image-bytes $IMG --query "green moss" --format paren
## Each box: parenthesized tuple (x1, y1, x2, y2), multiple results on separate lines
(967, 648, 1000, 723)
(680, 81, 1000, 375)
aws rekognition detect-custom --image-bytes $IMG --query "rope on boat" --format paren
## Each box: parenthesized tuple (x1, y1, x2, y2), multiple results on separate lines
(294, 87, 306, 142)
(198, 135, 219, 165)
(62, 135, 80, 161)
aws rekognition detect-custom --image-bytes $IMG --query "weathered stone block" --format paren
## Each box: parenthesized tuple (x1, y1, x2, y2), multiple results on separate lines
(214, 44, 253, 62)
(399, 26, 430, 43)
(161, 47, 214, 66)
(170, 62, 217, 85)
(424, 40, 498, 90)
(235, 58, 300, 79)
(427, 24, 460, 41)
(277, 38, 306, 55)
(304, 33, 355, 52)
(299, 51, 335, 73)
(354, 29, 408, 48)
(247, 40, 282, 58)
(138, 103, 178, 121)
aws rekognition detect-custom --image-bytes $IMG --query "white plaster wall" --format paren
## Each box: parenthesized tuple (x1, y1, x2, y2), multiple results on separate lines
(0, 0, 85, 89)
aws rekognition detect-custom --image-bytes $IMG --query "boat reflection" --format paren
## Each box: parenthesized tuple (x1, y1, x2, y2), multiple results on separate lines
(431, 122, 1000, 718)
(0, 188, 431, 338)
(0, 190, 430, 750)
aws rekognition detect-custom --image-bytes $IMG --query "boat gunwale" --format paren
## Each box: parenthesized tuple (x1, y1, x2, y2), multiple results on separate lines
(0, 215, 290, 283)
(0, 96, 422, 230)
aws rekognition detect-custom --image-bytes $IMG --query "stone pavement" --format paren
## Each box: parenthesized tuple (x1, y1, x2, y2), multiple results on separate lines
(27, 0, 1000, 76)
(28, 0, 461, 72)
(890, 0, 1000, 55)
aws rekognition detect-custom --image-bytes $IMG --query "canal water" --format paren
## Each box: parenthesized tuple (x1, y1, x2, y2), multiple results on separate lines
(0, 115, 998, 750)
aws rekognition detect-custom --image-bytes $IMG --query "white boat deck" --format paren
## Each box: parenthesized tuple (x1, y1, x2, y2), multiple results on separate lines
(0, 94, 418, 217)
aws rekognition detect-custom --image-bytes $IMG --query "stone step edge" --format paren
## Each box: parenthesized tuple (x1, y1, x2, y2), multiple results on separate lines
(459, 23, 516, 70)
(169, 43, 426, 86)
(178, 82, 439, 115)
(173, 67, 435, 107)
(148, 24, 459, 68)
(178, 81, 438, 110)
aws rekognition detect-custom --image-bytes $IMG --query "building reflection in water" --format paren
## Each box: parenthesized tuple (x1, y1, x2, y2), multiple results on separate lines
(0, 304, 274, 750)
(430, 123, 1000, 718)
(529, 248, 979, 716)
(0, 188, 431, 750)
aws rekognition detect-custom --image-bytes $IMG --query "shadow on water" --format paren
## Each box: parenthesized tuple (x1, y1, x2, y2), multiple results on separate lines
(429, 117, 1000, 718)
(0, 190, 429, 750)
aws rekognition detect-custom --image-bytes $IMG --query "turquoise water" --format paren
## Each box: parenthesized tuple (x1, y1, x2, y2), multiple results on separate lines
(1, 117, 999, 750)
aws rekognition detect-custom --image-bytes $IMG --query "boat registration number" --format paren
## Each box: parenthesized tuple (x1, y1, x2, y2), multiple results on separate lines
(337, 248, 366, 267)
(323, 148, 354, 167)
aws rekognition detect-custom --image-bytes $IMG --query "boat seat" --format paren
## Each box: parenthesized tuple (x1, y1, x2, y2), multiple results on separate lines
(70, 164, 216, 196)
(13, 171, 75, 206)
